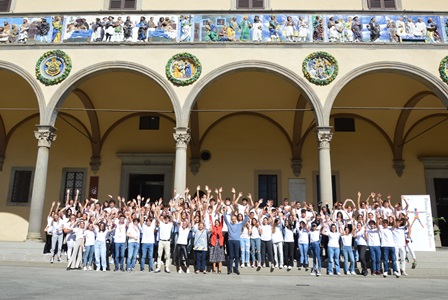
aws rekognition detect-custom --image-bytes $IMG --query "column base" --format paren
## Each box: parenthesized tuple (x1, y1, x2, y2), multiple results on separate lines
(26, 232, 42, 241)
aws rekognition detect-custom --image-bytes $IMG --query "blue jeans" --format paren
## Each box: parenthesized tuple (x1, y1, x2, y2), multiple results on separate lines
(94, 241, 106, 271)
(228, 240, 240, 273)
(127, 242, 139, 269)
(240, 238, 250, 264)
(299, 243, 309, 266)
(140, 243, 154, 271)
(342, 245, 355, 274)
(309, 241, 321, 271)
(369, 246, 381, 272)
(195, 250, 207, 271)
(250, 238, 261, 262)
(114, 242, 126, 269)
(83, 245, 94, 266)
(327, 246, 340, 274)
(382, 246, 398, 273)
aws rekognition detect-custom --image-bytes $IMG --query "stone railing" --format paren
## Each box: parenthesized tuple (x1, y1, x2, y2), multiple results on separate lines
(0, 13, 447, 45)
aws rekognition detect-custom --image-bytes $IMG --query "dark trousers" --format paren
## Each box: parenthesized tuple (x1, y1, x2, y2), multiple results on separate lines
(228, 240, 240, 273)
(195, 250, 207, 271)
(43, 233, 52, 254)
(283, 242, 295, 267)
(261, 240, 274, 265)
(357, 245, 367, 272)
(177, 244, 189, 267)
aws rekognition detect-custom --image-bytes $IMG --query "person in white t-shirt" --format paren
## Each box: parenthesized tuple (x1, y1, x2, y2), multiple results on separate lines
(378, 217, 400, 278)
(296, 220, 310, 271)
(176, 219, 191, 273)
(126, 218, 140, 272)
(271, 217, 284, 269)
(393, 214, 408, 276)
(354, 222, 368, 276)
(259, 210, 275, 271)
(50, 214, 64, 263)
(82, 223, 96, 270)
(66, 220, 85, 270)
(139, 216, 156, 272)
(155, 207, 174, 273)
(113, 215, 127, 272)
(322, 223, 341, 275)
(309, 222, 322, 276)
(366, 219, 381, 275)
(283, 218, 295, 270)
(341, 225, 355, 275)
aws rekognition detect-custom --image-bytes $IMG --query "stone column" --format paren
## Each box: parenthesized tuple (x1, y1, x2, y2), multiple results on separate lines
(316, 127, 334, 205)
(27, 125, 57, 240)
(173, 127, 190, 197)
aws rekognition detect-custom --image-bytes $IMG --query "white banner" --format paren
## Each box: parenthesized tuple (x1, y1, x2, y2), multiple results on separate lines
(402, 195, 435, 251)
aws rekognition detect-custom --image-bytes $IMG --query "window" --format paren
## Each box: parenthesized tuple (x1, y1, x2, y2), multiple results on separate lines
(367, 0, 397, 10)
(109, 0, 136, 10)
(139, 116, 160, 130)
(334, 118, 355, 132)
(237, 0, 265, 9)
(61, 169, 87, 202)
(258, 174, 278, 205)
(7, 168, 34, 205)
(0, 0, 11, 12)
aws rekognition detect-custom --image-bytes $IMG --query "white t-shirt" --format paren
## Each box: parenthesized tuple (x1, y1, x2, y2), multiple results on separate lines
(381, 207, 393, 218)
(367, 228, 381, 246)
(140, 220, 156, 244)
(159, 221, 173, 241)
(327, 231, 341, 248)
(114, 223, 127, 243)
(74, 227, 84, 240)
(341, 235, 352, 247)
(51, 220, 64, 236)
(309, 229, 320, 243)
(272, 226, 283, 243)
(177, 226, 190, 245)
(251, 226, 261, 239)
(356, 230, 367, 246)
(95, 229, 108, 243)
(84, 230, 96, 246)
(393, 226, 406, 247)
(127, 223, 140, 244)
(260, 224, 272, 241)
(240, 227, 250, 239)
(380, 226, 395, 247)
(284, 227, 295, 243)
(298, 228, 309, 244)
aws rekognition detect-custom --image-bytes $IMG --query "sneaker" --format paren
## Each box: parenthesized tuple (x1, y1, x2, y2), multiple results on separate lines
(88, 266, 92, 271)
(287, 266, 292, 270)
(283, 265, 287, 269)
(154, 268, 161, 273)
(165, 268, 171, 273)
(394, 271, 401, 277)
(351, 271, 357, 275)
(401, 270, 408, 276)
(383, 272, 388, 278)
(336, 272, 341, 276)
(186, 268, 190, 274)
(83, 267, 87, 271)
(178, 269, 183, 274)
(270, 265, 274, 271)
(57, 257, 62, 263)
(305, 266, 309, 271)
(103, 269, 106, 272)
(50, 257, 54, 264)
(316, 271, 321, 276)
(251, 263, 255, 268)
(412, 261, 417, 269)
(241, 265, 245, 269)
(310, 270, 316, 276)
(96, 269, 100, 272)
(279, 265, 283, 269)
(328, 272, 333, 276)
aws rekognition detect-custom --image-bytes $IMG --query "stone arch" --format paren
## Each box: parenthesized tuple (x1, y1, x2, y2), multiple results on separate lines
(324, 61, 448, 126)
(45, 61, 181, 126)
(0, 60, 46, 123)
(199, 112, 293, 152)
(181, 60, 324, 127)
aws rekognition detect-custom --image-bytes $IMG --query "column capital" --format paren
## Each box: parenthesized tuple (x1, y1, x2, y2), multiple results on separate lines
(316, 127, 333, 149)
(173, 127, 191, 148)
(34, 125, 57, 148)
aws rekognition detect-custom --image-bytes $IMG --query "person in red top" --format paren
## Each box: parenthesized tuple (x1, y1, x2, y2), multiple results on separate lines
(209, 215, 225, 273)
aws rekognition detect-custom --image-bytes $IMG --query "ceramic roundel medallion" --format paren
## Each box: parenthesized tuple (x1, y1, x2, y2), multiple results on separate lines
(166, 52, 202, 86)
(439, 55, 448, 84)
(302, 52, 338, 86)
(36, 50, 72, 86)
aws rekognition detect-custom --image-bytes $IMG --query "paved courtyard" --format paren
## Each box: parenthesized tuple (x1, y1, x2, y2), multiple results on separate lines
(0, 264, 446, 300)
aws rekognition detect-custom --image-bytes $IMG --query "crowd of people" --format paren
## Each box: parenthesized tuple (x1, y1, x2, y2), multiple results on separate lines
(44, 187, 418, 278)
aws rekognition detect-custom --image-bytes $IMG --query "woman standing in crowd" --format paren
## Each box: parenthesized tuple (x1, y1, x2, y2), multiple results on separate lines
(140, 213, 156, 272)
(296, 220, 310, 271)
(193, 221, 208, 274)
(341, 225, 356, 275)
(83, 223, 95, 270)
(283, 218, 295, 270)
(322, 223, 341, 275)
(66, 220, 85, 270)
(271, 217, 284, 269)
(259, 210, 275, 271)
(354, 221, 368, 276)
(94, 221, 109, 272)
(126, 218, 140, 272)
(240, 215, 251, 268)
(250, 217, 262, 268)
(309, 222, 322, 276)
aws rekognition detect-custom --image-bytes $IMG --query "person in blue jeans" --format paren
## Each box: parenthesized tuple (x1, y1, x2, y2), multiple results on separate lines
(113, 215, 127, 272)
(322, 223, 341, 275)
(126, 218, 140, 272)
(224, 207, 249, 275)
(366, 220, 381, 275)
(193, 222, 208, 274)
(297, 221, 310, 270)
(140, 217, 156, 272)
(341, 226, 355, 275)
(308, 222, 322, 276)
(249, 218, 262, 268)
